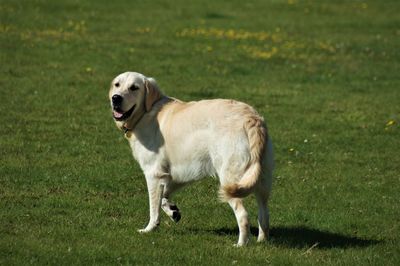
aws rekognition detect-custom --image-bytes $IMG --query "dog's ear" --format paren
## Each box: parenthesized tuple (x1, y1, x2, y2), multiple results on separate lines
(145, 78, 162, 112)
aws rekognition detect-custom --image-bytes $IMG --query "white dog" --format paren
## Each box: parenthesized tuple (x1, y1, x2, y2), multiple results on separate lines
(109, 72, 274, 246)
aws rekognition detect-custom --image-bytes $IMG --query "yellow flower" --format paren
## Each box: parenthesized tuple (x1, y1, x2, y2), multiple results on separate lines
(136, 27, 151, 34)
(386, 120, 396, 127)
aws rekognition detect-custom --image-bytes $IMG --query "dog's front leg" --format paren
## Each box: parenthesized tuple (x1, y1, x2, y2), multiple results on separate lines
(138, 177, 164, 233)
(161, 198, 181, 223)
(161, 182, 182, 223)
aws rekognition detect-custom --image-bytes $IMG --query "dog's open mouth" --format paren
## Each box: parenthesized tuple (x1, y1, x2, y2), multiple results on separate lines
(113, 104, 136, 121)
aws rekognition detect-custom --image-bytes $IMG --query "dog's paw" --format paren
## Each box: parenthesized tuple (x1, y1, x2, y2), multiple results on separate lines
(137, 228, 151, 234)
(137, 223, 158, 233)
(169, 204, 181, 223)
(233, 239, 249, 247)
(162, 199, 181, 223)
(257, 236, 267, 243)
(172, 210, 181, 223)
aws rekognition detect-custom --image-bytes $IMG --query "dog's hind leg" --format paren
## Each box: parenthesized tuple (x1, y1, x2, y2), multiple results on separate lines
(228, 198, 250, 246)
(255, 188, 270, 242)
(257, 139, 274, 242)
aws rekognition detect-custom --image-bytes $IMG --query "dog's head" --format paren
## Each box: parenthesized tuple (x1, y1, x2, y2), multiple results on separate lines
(109, 72, 162, 130)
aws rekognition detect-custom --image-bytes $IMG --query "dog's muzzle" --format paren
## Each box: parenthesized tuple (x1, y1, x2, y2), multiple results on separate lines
(111, 94, 136, 121)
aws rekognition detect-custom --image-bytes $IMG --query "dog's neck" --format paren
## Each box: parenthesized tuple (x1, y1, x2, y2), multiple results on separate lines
(123, 103, 146, 135)
(123, 96, 171, 137)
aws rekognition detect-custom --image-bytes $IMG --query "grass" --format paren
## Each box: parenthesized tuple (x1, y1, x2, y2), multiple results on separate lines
(1, 0, 399, 264)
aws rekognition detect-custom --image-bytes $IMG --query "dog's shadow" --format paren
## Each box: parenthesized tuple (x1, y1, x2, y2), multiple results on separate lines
(197, 226, 380, 249)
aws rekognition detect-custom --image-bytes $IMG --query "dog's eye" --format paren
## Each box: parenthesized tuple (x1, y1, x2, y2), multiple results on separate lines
(115, 82, 120, 87)
(129, 84, 139, 91)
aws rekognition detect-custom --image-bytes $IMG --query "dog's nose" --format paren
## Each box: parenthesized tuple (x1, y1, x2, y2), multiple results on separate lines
(112, 94, 123, 106)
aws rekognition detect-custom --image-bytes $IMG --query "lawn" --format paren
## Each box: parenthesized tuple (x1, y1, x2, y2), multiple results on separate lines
(1, 0, 399, 265)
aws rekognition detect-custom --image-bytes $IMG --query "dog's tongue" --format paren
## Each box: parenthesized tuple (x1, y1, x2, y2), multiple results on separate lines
(113, 110, 124, 118)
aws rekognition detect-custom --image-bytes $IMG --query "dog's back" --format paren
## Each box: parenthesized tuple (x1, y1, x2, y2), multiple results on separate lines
(157, 99, 271, 198)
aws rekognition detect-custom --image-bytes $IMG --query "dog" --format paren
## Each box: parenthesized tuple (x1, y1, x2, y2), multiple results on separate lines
(109, 72, 274, 246)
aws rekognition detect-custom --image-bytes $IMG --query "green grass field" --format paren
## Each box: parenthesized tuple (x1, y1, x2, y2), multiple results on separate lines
(1, 0, 399, 265)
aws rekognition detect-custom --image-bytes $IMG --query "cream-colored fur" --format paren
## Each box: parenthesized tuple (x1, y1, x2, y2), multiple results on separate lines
(109, 72, 274, 246)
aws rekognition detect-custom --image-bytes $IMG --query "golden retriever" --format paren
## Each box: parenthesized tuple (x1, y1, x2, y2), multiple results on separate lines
(109, 72, 274, 246)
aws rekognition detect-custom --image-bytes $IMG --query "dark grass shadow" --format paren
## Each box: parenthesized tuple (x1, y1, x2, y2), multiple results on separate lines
(196, 226, 381, 249)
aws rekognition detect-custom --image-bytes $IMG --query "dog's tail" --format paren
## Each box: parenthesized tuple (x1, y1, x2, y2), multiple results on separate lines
(220, 115, 267, 201)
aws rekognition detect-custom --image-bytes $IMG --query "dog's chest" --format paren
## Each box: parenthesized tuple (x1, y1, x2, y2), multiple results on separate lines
(128, 137, 166, 173)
